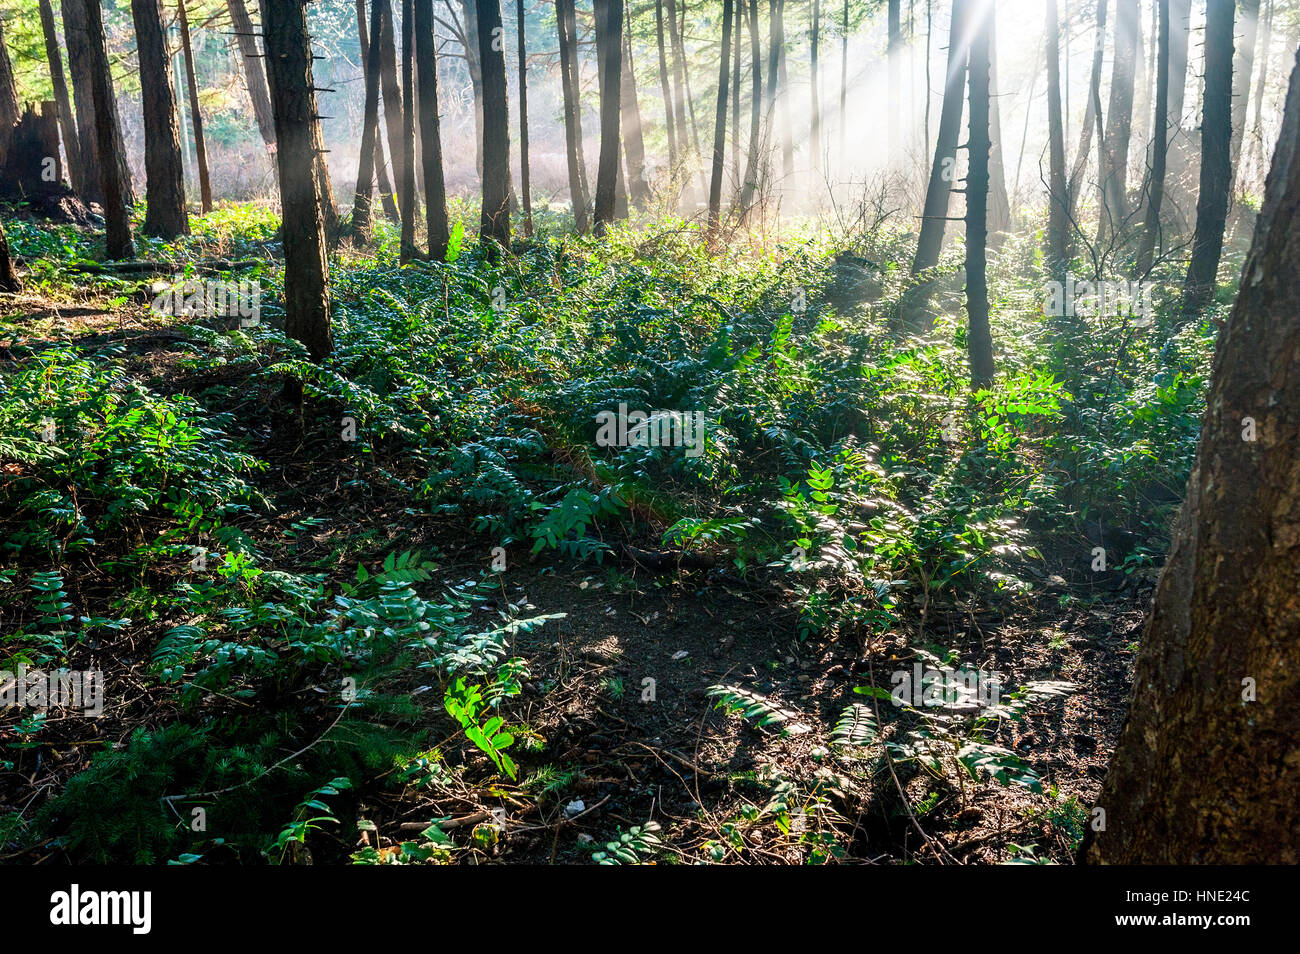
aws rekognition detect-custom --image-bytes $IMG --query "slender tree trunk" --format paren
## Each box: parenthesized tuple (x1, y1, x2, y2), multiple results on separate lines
(378, 0, 406, 212)
(411, 0, 449, 258)
(398, 0, 417, 261)
(1245, 0, 1273, 189)
(708, 0, 735, 234)
(776, 0, 792, 180)
(1229, 0, 1260, 186)
(839, 0, 847, 170)
(1084, 46, 1300, 864)
(621, 5, 650, 208)
(0, 219, 18, 292)
(83, 0, 133, 258)
(1097, 0, 1139, 242)
(593, 0, 623, 234)
(132, 0, 188, 238)
(888, 0, 901, 166)
(656, 0, 679, 172)
(1164, 0, 1191, 183)
(809, 0, 821, 181)
(228, 0, 276, 146)
(1136, 0, 1169, 276)
(517, 0, 533, 234)
(739, 0, 763, 216)
(1182, 0, 1235, 317)
(459, 0, 485, 178)
(177, 0, 214, 214)
(353, 0, 384, 242)
(62, 0, 135, 207)
(36, 0, 83, 193)
(677, 0, 704, 157)
(912, 0, 968, 275)
(557, 0, 591, 231)
(260, 0, 331, 363)
(732, 1, 742, 193)
(477, 0, 511, 249)
(986, 14, 1011, 236)
(1046, 0, 1069, 276)
(1068, 0, 1107, 211)
(965, 0, 993, 387)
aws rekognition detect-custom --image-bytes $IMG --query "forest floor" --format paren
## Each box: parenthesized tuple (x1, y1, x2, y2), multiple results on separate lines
(0, 207, 1220, 864)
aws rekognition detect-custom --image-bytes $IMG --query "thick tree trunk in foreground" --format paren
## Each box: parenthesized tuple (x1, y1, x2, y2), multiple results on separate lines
(1084, 49, 1300, 865)
(83, 0, 133, 258)
(177, 0, 214, 214)
(708, 0, 735, 234)
(593, 0, 624, 235)
(912, 0, 968, 275)
(36, 0, 83, 193)
(132, 0, 188, 239)
(1182, 0, 1235, 317)
(517, 0, 533, 234)
(965, 0, 994, 388)
(260, 0, 331, 363)
(414, 0, 449, 258)
(1046, 0, 1069, 276)
(1136, 0, 1170, 276)
(0, 219, 19, 292)
(557, 0, 590, 232)
(477, 0, 511, 250)
(62, 0, 135, 207)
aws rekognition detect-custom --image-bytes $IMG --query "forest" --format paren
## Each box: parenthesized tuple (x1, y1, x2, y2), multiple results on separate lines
(0, 0, 1296, 880)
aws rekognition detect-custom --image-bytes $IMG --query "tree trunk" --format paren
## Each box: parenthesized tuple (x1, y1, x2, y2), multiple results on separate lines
(776, 0, 793, 180)
(1083, 46, 1300, 865)
(353, 0, 385, 242)
(0, 218, 18, 292)
(1097, 0, 1139, 243)
(708, 0, 735, 234)
(62, 0, 135, 207)
(132, 0, 188, 239)
(1136, 0, 1169, 276)
(477, 0, 511, 250)
(655, 0, 679, 172)
(414, 0, 449, 258)
(377, 0, 406, 214)
(738, 0, 763, 217)
(517, 0, 533, 234)
(620, 5, 650, 208)
(593, 0, 623, 234)
(965, 0, 994, 388)
(1244, 0, 1273, 190)
(227, 0, 276, 146)
(1068, 0, 1106, 212)
(839, 0, 847, 169)
(259, 0, 332, 363)
(36, 0, 83, 194)
(731, 0, 742, 194)
(83, 0, 133, 259)
(1229, 0, 1260, 185)
(1046, 0, 1069, 276)
(676, 0, 704, 157)
(986, 14, 1011, 236)
(557, 0, 591, 232)
(809, 0, 821, 181)
(177, 0, 213, 214)
(0, 18, 19, 156)
(1182, 0, 1235, 317)
(398, 0, 417, 261)
(912, 0, 968, 275)
(888, 0, 901, 165)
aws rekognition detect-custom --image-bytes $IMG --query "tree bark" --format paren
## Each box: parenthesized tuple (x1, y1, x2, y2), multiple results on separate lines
(1083, 46, 1300, 865)
(965, 0, 994, 388)
(260, 0, 332, 363)
(132, 0, 188, 239)
(1136, 0, 1169, 276)
(708, 0, 735, 234)
(36, 0, 83, 193)
(62, 0, 135, 207)
(1046, 0, 1069, 276)
(477, 0, 511, 250)
(398, 0, 417, 261)
(1182, 0, 1235, 317)
(517, 0, 533, 234)
(355, 0, 399, 225)
(593, 0, 623, 234)
(414, 0, 449, 258)
(557, 0, 590, 232)
(912, 0, 968, 275)
(177, 0, 213, 214)
(0, 18, 19, 155)
(0, 219, 19, 292)
(83, 0, 133, 258)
